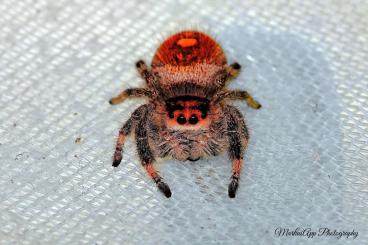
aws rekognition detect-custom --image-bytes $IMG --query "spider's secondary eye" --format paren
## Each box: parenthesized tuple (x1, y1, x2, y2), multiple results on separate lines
(177, 114, 186, 124)
(189, 115, 198, 125)
(196, 103, 209, 119)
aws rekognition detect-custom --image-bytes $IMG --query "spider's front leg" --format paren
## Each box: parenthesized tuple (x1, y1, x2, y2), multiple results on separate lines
(112, 118, 132, 166)
(112, 105, 147, 167)
(224, 105, 249, 198)
(135, 110, 172, 198)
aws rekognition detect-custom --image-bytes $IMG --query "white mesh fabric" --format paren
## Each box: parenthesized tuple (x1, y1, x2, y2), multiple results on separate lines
(0, 0, 367, 244)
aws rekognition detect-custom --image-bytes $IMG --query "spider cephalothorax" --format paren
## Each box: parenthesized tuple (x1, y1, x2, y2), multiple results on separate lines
(110, 30, 261, 198)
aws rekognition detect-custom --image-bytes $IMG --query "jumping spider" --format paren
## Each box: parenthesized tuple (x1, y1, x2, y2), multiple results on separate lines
(110, 31, 261, 198)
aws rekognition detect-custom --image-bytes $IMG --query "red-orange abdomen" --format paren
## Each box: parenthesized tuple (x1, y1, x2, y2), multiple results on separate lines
(152, 31, 226, 67)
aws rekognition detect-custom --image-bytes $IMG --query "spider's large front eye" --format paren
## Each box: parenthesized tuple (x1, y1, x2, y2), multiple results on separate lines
(188, 115, 198, 125)
(177, 114, 186, 125)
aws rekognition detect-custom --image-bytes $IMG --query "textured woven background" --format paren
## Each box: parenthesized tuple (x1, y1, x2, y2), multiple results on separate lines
(0, 0, 367, 244)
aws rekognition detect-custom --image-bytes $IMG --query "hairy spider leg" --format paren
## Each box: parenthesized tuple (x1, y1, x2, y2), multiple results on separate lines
(225, 106, 249, 198)
(112, 105, 147, 166)
(226, 62, 242, 80)
(109, 88, 151, 105)
(135, 108, 172, 198)
(217, 90, 262, 109)
(109, 60, 156, 105)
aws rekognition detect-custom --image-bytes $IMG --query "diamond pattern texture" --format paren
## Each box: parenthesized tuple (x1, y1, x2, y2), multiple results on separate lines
(0, 0, 367, 244)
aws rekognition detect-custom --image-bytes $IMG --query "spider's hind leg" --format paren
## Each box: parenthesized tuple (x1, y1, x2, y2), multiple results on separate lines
(226, 62, 242, 80)
(109, 88, 151, 105)
(219, 62, 262, 109)
(135, 59, 160, 89)
(136, 60, 152, 81)
(109, 60, 154, 105)
(223, 90, 262, 109)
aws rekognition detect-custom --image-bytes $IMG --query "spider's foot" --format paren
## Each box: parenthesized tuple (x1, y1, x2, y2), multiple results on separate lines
(112, 154, 122, 167)
(246, 98, 262, 109)
(157, 180, 172, 198)
(136, 60, 145, 68)
(109, 96, 127, 105)
(228, 62, 241, 79)
(230, 62, 241, 70)
(228, 178, 239, 198)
